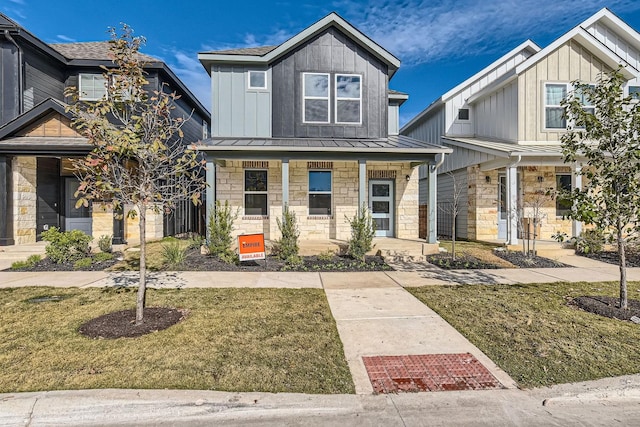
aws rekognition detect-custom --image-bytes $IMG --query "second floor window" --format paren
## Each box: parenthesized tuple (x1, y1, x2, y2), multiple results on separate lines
(248, 70, 267, 90)
(335, 74, 361, 124)
(303, 73, 330, 123)
(79, 74, 107, 101)
(545, 84, 567, 129)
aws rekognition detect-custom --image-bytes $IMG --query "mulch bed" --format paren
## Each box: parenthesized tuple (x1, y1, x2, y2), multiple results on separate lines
(578, 251, 640, 267)
(5, 252, 123, 272)
(425, 253, 500, 270)
(78, 307, 188, 339)
(570, 296, 640, 321)
(493, 250, 572, 268)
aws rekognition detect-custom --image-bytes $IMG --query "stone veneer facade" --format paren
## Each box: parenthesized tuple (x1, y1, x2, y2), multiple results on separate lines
(12, 156, 37, 244)
(466, 165, 572, 241)
(214, 160, 419, 241)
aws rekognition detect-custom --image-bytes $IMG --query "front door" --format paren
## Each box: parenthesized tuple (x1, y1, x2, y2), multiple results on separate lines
(498, 174, 507, 240)
(64, 178, 92, 236)
(369, 179, 394, 237)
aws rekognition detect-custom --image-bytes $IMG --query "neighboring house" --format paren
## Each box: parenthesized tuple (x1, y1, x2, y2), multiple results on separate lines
(197, 13, 450, 246)
(0, 13, 210, 246)
(401, 8, 640, 244)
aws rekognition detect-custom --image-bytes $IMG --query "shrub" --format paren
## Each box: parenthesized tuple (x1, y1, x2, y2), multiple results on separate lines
(207, 200, 239, 263)
(273, 204, 299, 261)
(346, 205, 376, 261)
(317, 249, 336, 262)
(11, 254, 41, 270)
(161, 240, 187, 267)
(73, 257, 93, 270)
(98, 235, 113, 253)
(574, 229, 605, 254)
(94, 252, 114, 262)
(41, 227, 92, 264)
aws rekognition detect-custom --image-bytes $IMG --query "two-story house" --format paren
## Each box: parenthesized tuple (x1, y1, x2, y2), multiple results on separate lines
(0, 13, 210, 246)
(401, 8, 640, 245)
(197, 13, 451, 248)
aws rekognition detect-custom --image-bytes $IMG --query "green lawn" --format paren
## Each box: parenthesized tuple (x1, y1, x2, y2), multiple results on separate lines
(408, 281, 640, 388)
(0, 287, 354, 394)
(437, 239, 515, 268)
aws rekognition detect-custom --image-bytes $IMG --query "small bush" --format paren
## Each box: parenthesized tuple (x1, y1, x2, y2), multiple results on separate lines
(317, 249, 336, 262)
(207, 200, 239, 263)
(11, 254, 41, 270)
(273, 204, 300, 261)
(27, 254, 42, 265)
(73, 257, 93, 270)
(41, 227, 92, 264)
(94, 252, 114, 262)
(346, 205, 376, 261)
(98, 235, 113, 253)
(162, 240, 187, 267)
(574, 229, 605, 254)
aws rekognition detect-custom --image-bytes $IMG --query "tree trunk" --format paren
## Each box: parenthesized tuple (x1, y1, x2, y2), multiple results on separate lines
(618, 226, 628, 310)
(136, 203, 147, 325)
(451, 212, 456, 261)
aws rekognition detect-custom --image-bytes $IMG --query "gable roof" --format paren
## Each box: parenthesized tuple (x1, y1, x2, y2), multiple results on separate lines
(50, 41, 159, 62)
(199, 12, 401, 77)
(0, 98, 73, 139)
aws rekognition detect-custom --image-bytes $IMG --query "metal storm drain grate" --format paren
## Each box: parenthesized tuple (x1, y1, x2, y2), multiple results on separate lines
(363, 353, 503, 394)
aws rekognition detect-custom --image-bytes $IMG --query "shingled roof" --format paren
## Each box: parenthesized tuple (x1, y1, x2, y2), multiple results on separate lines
(50, 41, 159, 62)
(201, 45, 278, 56)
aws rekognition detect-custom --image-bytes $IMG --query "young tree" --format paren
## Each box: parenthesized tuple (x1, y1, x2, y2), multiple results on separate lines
(561, 69, 640, 310)
(66, 25, 206, 324)
(438, 172, 464, 260)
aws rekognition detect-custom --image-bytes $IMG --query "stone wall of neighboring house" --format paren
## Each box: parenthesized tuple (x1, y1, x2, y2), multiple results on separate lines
(12, 156, 37, 244)
(214, 160, 419, 243)
(123, 204, 164, 243)
(91, 203, 113, 240)
(467, 166, 499, 241)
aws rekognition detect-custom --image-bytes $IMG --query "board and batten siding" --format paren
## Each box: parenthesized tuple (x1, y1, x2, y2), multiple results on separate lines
(436, 168, 468, 239)
(0, 39, 20, 126)
(211, 65, 271, 137)
(586, 21, 640, 71)
(444, 50, 534, 138)
(518, 40, 610, 142)
(438, 142, 496, 174)
(23, 45, 64, 111)
(388, 103, 399, 135)
(474, 80, 518, 142)
(271, 27, 388, 139)
(403, 106, 446, 181)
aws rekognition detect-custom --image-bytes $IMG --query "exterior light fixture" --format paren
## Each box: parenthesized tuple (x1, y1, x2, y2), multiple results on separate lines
(405, 175, 411, 182)
(485, 176, 491, 183)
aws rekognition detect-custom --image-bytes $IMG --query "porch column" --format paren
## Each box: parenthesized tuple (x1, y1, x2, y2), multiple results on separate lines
(428, 162, 437, 244)
(0, 155, 14, 246)
(205, 155, 216, 239)
(572, 164, 582, 237)
(358, 159, 366, 212)
(281, 158, 289, 211)
(506, 165, 519, 245)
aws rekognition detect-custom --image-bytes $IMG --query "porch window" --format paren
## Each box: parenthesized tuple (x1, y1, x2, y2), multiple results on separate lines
(244, 170, 268, 216)
(556, 174, 572, 217)
(303, 73, 330, 123)
(79, 74, 107, 101)
(309, 170, 332, 215)
(335, 74, 361, 124)
(545, 84, 567, 129)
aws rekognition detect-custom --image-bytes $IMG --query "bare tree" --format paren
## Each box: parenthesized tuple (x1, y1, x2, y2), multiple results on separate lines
(66, 25, 206, 324)
(438, 172, 465, 260)
(521, 186, 553, 257)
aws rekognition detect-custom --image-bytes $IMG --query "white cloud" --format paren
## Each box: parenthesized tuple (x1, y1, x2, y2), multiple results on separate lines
(8, 0, 25, 4)
(161, 48, 211, 109)
(55, 34, 77, 43)
(337, 0, 640, 65)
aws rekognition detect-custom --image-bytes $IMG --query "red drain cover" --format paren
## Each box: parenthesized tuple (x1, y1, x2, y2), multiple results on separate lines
(362, 353, 503, 394)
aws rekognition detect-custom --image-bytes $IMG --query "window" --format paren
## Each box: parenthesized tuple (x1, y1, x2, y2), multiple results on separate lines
(303, 73, 330, 123)
(248, 70, 267, 90)
(556, 174, 572, 217)
(79, 74, 107, 101)
(308, 171, 331, 215)
(244, 170, 268, 216)
(458, 108, 470, 120)
(335, 74, 361, 124)
(545, 84, 567, 129)
(629, 86, 640, 100)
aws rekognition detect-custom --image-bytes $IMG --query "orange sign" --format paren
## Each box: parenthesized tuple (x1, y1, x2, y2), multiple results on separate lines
(237, 233, 266, 261)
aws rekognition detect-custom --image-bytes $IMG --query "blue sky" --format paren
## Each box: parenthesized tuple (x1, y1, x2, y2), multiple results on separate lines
(3, 0, 640, 126)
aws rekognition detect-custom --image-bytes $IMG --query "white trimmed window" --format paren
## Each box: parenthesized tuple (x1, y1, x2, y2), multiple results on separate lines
(628, 85, 640, 100)
(335, 74, 361, 124)
(244, 170, 268, 216)
(248, 70, 267, 90)
(79, 74, 107, 101)
(308, 170, 332, 215)
(303, 73, 330, 123)
(545, 84, 567, 129)
(458, 108, 470, 120)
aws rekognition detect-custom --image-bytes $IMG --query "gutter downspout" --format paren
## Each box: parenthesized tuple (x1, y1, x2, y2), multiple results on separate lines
(3, 29, 24, 115)
(506, 154, 522, 246)
(430, 152, 445, 174)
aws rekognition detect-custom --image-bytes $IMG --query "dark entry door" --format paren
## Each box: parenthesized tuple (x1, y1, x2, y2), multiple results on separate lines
(36, 158, 60, 240)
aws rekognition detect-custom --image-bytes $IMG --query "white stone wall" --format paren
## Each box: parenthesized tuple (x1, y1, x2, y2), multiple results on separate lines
(214, 160, 420, 241)
(124, 204, 164, 243)
(12, 156, 37, 244)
